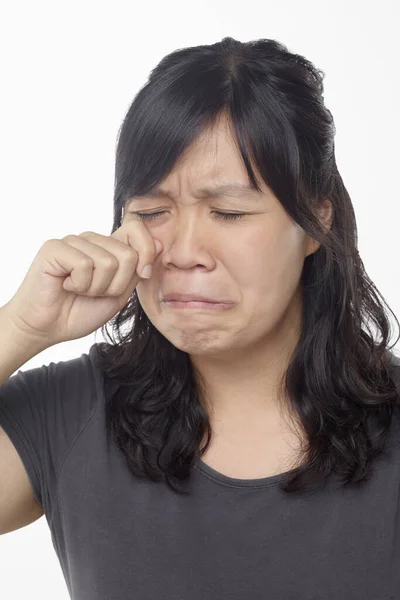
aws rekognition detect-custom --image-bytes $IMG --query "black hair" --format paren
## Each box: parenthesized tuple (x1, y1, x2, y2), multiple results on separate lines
(95, 36, 400, 495)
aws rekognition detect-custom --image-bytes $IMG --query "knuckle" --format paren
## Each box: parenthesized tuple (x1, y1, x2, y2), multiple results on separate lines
(44, 238, 60, 247)
(61, 234, 78, 243)
(121, 247, 138, 263)
(79, 257, 94, 270)
(100, 255, 118, 270)
(41, 238, 62, 254)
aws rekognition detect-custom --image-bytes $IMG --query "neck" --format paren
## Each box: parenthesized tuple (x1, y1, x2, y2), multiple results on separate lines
(191, 315, 301, 423)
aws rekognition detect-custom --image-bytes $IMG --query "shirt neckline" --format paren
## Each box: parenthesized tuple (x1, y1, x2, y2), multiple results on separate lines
(194, 456, 299, 488)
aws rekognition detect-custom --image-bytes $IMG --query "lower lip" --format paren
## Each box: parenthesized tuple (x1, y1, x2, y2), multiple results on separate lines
(163, 300, 233, 310)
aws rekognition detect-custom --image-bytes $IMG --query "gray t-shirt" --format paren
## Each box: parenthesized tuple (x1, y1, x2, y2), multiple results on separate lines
(1, 342, 400, 600)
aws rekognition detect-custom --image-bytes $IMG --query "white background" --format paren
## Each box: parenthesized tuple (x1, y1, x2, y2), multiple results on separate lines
(0, 0, 399, 598)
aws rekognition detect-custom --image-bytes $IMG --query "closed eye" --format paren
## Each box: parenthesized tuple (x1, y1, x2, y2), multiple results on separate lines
(131, 211, 246, 222)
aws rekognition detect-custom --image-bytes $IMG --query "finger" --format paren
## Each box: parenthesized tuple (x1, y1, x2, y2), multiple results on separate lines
(110, 221, 163, 275)
(62, 234, 137, 296)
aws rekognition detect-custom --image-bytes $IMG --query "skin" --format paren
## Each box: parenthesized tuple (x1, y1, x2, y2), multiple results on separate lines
(122, 113, 332, 436)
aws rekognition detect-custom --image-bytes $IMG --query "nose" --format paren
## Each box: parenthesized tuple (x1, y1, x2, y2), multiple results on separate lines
(160, 210, 216, 271)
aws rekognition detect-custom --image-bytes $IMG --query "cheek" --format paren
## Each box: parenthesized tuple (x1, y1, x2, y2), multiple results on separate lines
(236, 223, 306, 293)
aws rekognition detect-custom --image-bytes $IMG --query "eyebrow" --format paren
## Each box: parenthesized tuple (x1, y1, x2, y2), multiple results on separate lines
(128, 182, 262, 203)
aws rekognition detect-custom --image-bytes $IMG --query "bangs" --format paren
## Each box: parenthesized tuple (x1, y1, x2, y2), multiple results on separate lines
(114, 44, 301, 213)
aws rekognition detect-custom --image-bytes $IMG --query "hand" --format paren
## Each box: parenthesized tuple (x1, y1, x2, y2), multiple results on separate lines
(3, 221, 163, 347)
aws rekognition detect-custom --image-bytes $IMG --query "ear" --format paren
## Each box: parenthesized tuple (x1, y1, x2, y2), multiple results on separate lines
(304, 199, 333, 257)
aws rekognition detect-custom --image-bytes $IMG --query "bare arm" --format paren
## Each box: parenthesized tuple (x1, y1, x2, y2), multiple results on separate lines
(0, 305, 50, 534)
(0, 303, 50, 387)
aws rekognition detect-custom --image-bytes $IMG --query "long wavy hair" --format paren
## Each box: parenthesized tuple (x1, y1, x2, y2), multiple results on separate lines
(95, 36, 400, 495)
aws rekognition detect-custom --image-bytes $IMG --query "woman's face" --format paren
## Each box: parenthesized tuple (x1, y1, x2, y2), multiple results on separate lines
(123, 114, 326, 360)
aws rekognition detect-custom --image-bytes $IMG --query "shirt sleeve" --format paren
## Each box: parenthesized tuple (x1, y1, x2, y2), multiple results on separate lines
(0, 343, 102, 521)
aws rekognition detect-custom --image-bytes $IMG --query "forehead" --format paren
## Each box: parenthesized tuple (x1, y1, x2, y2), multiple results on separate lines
(137, 181, 262, 200)
(127, 113, 270, 204)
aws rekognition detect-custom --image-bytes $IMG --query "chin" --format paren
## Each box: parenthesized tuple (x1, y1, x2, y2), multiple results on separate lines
(161, 326, 229, 355)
